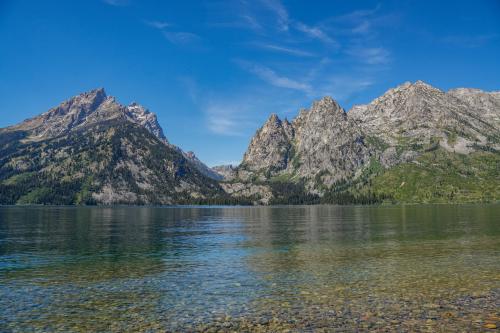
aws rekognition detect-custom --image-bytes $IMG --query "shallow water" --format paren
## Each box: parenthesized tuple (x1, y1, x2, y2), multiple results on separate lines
(0, 205, 499, 332)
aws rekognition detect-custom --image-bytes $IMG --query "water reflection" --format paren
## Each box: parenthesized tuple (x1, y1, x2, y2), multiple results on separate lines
(0, 205, 499, 331)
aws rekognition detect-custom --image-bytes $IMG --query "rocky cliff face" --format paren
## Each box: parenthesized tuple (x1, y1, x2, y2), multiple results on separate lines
(125, 102, 168, 143)
(230, 81, 500, 203)
(0, 89, 225, 205)
(290, 96, 370, 189)
(237, 96, 371, 189)
(349, 81, 500, 154)
(241, 114, 293, 174)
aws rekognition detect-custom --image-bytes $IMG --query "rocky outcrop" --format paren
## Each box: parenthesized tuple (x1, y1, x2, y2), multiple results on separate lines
(241, 114, 293, 174)
(290, 96, 370, 188)
(220, 182, 273, 205)
(236, 96, 371, 191)
(125, 102, 168, 143)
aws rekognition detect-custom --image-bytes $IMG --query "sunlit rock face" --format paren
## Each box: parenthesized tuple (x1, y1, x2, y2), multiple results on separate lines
(236, 81, 500, 194)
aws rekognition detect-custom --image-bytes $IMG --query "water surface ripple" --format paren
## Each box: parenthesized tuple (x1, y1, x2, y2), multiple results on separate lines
(0, 205, 499, 332)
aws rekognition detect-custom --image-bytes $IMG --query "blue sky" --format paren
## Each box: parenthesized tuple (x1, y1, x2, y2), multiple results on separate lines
(1, 0, 499, 166)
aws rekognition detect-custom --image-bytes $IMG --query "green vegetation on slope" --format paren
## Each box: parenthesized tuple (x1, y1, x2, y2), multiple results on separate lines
(263, 149, 500, 205)
(0, 120, 225, 205)
(369, 149, 500, 203)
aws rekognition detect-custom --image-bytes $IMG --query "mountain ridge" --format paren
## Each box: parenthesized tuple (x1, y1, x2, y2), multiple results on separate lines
(223, 80, 500, 204)
(1, 81, 498, 205)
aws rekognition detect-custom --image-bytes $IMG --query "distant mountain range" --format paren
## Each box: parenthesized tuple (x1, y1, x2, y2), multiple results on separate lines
(1, 81, 499, 205)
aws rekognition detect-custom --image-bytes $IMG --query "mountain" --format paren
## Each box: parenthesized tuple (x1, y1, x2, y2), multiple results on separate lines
(182, 151, 224, 181)
(212, 164, 238, 180)
(0, 89, 227, 205)
(2, 82, 498, 206)
(225, 81, 500, 204)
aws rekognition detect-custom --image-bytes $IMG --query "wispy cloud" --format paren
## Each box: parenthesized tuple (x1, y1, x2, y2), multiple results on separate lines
(204, 103, 255, 136)
(208, 0, 290, 33)
(336, 6, 380, 22)
(241, 14, 263, 32)
(102, 0, 129, 6)
(251, 42, 316, 57)
(145, 20, 171, 30)
(351, 21, 371, 34)
(206, 1, 265, 33)
(294, 22, 338, 46)
(144, 19, 202, 47)
(209, 14, 263, 33)
(182, 1, 396, 135)
(207, 114, 244, 136)
(238, 61, 312, 93)
(260, 0, 289, 31)
(346, 47, 391, 64)
(442, 34, 498, 48)
(332, 5, 381, 35)
(318, 76, 374, 103)
(322, 4, 399, 40)
(178, 76, 199, 103)
(163, 31, 201, 45)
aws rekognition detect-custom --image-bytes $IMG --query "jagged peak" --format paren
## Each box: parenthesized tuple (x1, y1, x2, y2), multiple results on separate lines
(41, 88, 109, 119)
(87, 87, 106, 96)
(128, 102, 149, 111)
(265, 113, 282, 125)
(123, 104, 166, 141)
(72, 88, 107, 105)
(310, 96, 344, 115)
(390, 80, 439, 91)
(366, 80, 443, 107)
(67, 87, 106, 103)
(269, 113, 280, 121)
(127, 102, 153, 117)
(411, 80, 443, 93)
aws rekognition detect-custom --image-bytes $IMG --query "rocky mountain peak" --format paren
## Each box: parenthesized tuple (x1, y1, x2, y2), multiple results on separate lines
(292, 97, 347, 134)
(262, 113, 284, 131)
(125, 102, 167, 142)
(45, 88, 107, 119)
(85, 87, 107, 100)
(241, 112, 294, 173)
(310, 96, 344, 116)
(8, 88, 171, 146)
(414, 80, 431, 87)
(266, 113, 281, 125)
(69, 87, 107, 105)
(409, 80, 443, 95)
(8, 88, 118, 139)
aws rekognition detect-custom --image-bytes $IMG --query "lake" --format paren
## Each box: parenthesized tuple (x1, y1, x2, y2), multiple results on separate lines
(0, 205, 499, 332)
